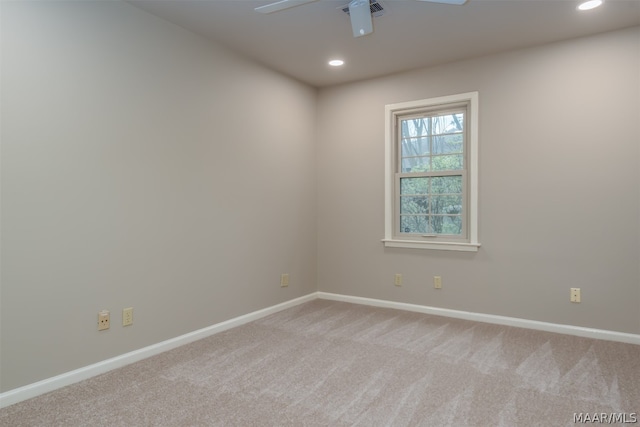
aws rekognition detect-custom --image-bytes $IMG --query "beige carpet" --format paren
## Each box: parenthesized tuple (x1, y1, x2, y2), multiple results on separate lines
(1, 299, 639, 426)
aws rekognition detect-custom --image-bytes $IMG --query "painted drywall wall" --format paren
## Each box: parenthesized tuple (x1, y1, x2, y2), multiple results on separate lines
(317, 27, 640, 335)
(1, 1, 317, 391)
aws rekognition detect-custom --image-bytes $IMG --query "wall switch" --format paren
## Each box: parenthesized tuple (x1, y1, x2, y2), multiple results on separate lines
(434, 276, 442, 289)
(394, 273, 402, 286)
(122, 307, 133, 326)
(570, 288, 581, 303)
(280, 273, 289, 287)
(98, 310, 110, 331)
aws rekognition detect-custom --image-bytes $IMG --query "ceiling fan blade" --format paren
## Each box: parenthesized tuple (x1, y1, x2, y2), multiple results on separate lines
(415, 0, 468, 5)
(254, 0, 319, 14)
(349, 0, 373, 38)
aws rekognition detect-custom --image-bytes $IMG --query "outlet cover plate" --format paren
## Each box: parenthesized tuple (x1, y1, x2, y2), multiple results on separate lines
(123, 307, 133, 326)
(280, 273, 289, 287)
(394, 273, 402, 286)
(98, 310, 110, 331)
(434, 276, 442, 289)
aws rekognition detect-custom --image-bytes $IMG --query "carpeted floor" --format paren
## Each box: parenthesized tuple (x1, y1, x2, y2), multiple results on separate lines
(1, 299, 639, 426)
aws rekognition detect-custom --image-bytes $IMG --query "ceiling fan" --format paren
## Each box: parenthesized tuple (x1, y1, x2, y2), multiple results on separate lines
(255, 0, 468, 38)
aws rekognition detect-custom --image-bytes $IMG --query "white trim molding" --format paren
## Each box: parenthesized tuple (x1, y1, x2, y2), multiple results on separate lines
(381, 239, 481, 251)
(317, 292, 640, 345)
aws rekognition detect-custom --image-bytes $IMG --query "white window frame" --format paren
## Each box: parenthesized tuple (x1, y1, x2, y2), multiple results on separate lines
(382, 92, 480, 252)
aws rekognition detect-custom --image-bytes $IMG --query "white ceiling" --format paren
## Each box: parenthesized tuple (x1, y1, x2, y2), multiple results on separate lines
(130, 0, 640, 87)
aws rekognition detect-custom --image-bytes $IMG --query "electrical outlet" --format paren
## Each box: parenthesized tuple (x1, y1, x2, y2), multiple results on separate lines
(434, 276, 442, 289)
(280, 273, 289, 287)
(394, 273, 402, 286)
(570, 288, 581, 303)
(122, 307, 133, 326)
(98, 310, 110, 331)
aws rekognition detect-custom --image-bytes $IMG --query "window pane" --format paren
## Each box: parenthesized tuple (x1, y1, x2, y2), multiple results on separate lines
(441, 215, 463, 235)
(432, 133, 463, 155)
(401, 118, 430, 137)
(431, 154, 463, 171)
(400, 196, 428, 214)
(401, 137, 430, 156)
(401, 157, 430, 173)
(432, 113, 464, 135)
(400, 215, 430, 234)
(429, 215, 461, 235)
(430, 195, 462, 215)
(431, 176, 462, 194)
(400, 177, 429, 195)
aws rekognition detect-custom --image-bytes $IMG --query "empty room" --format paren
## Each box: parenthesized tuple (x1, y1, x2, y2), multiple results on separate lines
(1, 0, 639, 425)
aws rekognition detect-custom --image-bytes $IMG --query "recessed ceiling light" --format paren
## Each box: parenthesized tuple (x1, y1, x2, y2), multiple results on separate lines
(328, 59, 345, 67)
(578, 0, 602, 11)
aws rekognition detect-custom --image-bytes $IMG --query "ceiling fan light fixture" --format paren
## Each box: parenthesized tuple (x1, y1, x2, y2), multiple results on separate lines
(577, 0, 603, 11)
(258, 0, 469, 39)
(348, 0, 374, 38)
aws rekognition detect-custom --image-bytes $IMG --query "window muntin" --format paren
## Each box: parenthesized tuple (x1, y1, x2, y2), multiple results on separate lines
(398, 174, 464, 235)
(396, 108, 467, 240)
(399, 111, 464, 173)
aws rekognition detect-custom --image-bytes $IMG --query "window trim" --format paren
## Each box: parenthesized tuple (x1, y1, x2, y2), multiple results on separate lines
(382, 92, 480, 252)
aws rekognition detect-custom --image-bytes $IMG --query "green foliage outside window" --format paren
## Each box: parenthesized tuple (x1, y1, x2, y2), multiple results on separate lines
(399, 113, 464, 235)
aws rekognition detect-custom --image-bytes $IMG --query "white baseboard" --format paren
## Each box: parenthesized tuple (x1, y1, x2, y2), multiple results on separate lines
(317, 292, 640, 345)
(3, 291, 639, 409)
(0, 293, 317, 409)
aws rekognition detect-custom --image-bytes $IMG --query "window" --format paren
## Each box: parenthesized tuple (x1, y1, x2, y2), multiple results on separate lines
(383, 92, 480, 251)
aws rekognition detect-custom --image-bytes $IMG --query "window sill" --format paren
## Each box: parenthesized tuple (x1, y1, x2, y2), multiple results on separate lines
(381, 239, 480, 252)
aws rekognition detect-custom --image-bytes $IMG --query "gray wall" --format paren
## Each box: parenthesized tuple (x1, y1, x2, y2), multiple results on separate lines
(1, 1, 317, 392)
(317, 27, 640, 335)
